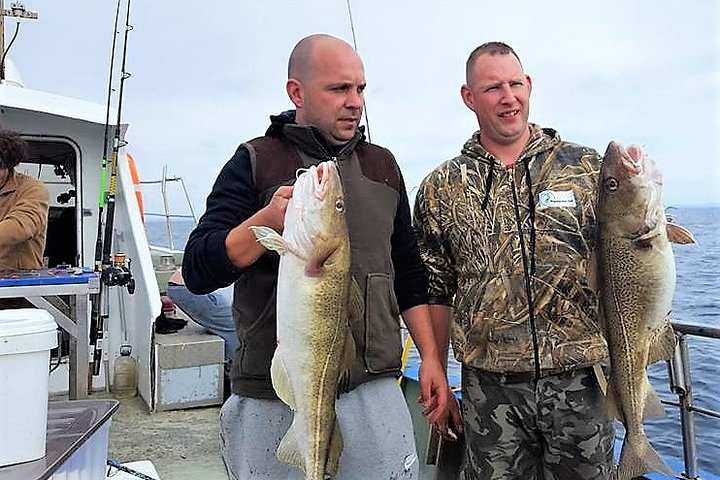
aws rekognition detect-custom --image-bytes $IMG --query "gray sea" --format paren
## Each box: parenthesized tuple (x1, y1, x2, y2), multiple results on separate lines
(145, 206, 719, 475)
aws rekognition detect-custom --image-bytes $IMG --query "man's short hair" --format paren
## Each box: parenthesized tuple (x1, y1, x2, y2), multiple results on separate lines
(0, 129, 28, 170)
(465, 42, 523, 83)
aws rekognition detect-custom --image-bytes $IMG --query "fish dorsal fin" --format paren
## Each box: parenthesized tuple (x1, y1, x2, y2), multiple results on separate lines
(249, 226, 289, 255)
(337, 279, 362, 394)
(325, 417, 344, 477)
(348, 277, 365, 323)
(642, 378, 665, 419)
(666, 222, 696, 245)
(647, 320, 677, 366)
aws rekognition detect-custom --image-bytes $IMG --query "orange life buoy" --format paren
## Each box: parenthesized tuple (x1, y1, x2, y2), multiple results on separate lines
(126, 152, 145, 223)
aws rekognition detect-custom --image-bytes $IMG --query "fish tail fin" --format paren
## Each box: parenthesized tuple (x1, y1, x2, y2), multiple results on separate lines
(616, 434, 674, 480)
(276, 420, 305, 472)
(324, 417, 344, 477)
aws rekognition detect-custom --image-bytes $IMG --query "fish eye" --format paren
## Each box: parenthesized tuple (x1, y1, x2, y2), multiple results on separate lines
(335, 199, 344, 212)
(604, 177, 619, 192)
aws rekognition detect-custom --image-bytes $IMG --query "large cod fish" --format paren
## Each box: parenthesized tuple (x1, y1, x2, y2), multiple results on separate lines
(250, 161, 357, 480)
(596, 141, 695, 480)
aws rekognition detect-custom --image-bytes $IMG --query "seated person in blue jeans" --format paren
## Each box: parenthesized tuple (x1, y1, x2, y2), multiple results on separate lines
(166, 269, 238, 368)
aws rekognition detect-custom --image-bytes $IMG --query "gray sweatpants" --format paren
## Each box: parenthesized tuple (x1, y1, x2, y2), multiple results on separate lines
(219, 377, 419, 479)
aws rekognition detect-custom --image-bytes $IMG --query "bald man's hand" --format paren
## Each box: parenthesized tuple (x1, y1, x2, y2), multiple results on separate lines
(264, 185, 293, 232)
(225, 185, 293, 268)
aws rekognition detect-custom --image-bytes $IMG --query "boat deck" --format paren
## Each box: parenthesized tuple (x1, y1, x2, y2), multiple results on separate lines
(89, 393, 226, 480)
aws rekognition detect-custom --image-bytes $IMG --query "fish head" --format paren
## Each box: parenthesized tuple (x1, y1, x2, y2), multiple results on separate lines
(598, 141, 665, 238)
(284, 161, 348, 271)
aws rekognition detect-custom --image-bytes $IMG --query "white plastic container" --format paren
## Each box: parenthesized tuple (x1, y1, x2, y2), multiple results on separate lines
(0, 308, 57, 467)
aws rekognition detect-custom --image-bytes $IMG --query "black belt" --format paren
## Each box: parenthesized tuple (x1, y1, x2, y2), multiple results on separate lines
(481, 367, 585, 385)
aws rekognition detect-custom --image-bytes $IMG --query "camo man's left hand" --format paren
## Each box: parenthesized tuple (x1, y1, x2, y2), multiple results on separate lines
(418, 357, 461, 441)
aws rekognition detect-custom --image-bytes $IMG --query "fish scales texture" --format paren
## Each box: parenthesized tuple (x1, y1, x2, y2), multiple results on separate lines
(251, 161, 352, 480)
(597, 141, 680, 480)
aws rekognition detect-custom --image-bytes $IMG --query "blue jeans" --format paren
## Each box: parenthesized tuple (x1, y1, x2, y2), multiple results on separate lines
(166, 284, 238, 364)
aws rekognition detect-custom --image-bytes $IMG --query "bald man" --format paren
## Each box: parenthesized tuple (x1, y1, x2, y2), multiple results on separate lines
(183, 34, 457, 479)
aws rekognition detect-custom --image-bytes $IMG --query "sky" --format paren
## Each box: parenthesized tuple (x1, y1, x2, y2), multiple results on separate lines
(7, 1, 720, 216)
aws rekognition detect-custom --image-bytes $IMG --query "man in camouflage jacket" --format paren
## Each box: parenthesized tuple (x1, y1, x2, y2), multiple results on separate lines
(413, 42, 614, 480)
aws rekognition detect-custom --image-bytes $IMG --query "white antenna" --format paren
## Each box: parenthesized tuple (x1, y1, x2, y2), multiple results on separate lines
(0, 1, 38, 80)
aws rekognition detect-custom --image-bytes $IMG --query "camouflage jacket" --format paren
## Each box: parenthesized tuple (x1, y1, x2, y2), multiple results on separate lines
(413, 125, 608, 373)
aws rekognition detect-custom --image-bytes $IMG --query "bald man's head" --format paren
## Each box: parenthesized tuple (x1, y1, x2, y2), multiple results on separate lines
(285, 34, 366, 142)
(288, 34, 357, 82)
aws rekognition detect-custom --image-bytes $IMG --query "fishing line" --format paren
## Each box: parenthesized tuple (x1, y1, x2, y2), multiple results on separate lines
(345, 0, 371, 143)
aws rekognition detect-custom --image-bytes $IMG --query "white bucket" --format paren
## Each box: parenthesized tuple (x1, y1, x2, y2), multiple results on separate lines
(0, 308, 58, 467)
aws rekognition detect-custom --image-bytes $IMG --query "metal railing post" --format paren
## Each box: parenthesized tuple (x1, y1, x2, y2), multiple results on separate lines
(670, 334, 700, 479)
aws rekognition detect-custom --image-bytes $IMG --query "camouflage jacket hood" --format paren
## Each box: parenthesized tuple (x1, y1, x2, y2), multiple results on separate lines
(414, 124, 608, 373)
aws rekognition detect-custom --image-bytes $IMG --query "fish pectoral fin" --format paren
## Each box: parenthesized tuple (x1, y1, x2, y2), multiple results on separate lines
(324, 417, 344, 477)
(642, 380, 665, 419)
(276, 421, 305, 472)
(605, 382, 624, 422)
(271, 355, 297, 409)
(647, 320, 677, 365)
(249, 226, 289, 255)
(666, 222, 696, 245)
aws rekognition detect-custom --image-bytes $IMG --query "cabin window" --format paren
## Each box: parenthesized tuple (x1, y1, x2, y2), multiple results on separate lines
(20, 138, 79, 268)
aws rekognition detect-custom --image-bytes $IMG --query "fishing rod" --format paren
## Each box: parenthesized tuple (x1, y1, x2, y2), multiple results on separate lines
(90, 0, 135, 379)
(89, 0, 123, 385)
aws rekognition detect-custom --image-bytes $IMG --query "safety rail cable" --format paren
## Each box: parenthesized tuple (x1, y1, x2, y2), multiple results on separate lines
(664, 321, 720, 480)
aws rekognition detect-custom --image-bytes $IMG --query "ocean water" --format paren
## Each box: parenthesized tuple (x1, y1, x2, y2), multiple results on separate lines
(145, 206, 720, 474)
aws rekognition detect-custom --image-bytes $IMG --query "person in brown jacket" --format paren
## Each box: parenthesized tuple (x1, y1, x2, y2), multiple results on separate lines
(0, 129, 49, 271)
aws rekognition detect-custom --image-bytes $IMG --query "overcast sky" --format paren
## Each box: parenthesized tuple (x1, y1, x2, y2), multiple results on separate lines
(8, 1, 720, 215)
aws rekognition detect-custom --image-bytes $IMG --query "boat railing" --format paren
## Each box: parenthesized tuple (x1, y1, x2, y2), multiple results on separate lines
(666, 321, 720, 480)
(140, 164, 198, 250)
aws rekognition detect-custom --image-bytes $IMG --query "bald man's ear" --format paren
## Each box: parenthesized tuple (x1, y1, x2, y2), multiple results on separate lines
(286, 78, 303, 108)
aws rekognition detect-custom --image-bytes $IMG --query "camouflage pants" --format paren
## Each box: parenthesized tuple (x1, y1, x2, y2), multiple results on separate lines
(460, 366, 614, 480)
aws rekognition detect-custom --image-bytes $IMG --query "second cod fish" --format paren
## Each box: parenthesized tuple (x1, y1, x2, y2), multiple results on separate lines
(250, 161, 357, 480)
(596, 141, 695, 480)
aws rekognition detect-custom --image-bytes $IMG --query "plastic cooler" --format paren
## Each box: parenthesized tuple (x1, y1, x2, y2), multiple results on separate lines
(0, 308, 57, 467)
(0, 400, 119, 480)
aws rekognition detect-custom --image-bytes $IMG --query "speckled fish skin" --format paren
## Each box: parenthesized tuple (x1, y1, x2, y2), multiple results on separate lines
(250, 161, 354, 480)
(596, 141, 678, 480)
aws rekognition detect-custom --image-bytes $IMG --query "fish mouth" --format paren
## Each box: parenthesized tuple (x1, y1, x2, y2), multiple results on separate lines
(314, 162, 338, 200)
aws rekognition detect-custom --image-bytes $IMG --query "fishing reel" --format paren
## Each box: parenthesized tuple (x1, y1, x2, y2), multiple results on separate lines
(101, 252, 135, 294)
